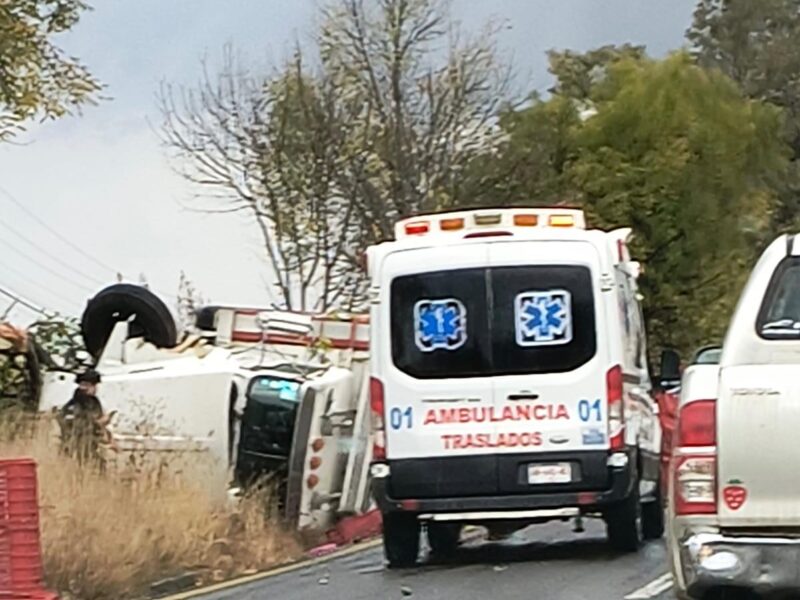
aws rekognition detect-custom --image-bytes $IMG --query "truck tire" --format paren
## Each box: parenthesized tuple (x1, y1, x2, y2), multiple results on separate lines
(642, 479, 665, 540)
(382, 513, 420, 569)
(195, 305, 220, 332)
(81, 284, 177, 358)
(605, 478, 643, 553)
(427, 522, 460, 559)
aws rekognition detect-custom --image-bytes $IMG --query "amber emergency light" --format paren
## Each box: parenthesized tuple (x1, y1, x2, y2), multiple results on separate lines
(397, 208, 585, 240)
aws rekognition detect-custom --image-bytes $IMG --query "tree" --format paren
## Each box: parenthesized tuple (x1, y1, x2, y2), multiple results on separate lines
(688, 0, 800, 229)
(546, 44, 646, 100)
(176, 271, 206, 332)
(469, 51, 789, 355)
(463, 45, 643, 208)
(0, 0, 101, 141)
(159, 0, 509, 311)
(159, 50, 362, 311)
(572, 53, 787, 353)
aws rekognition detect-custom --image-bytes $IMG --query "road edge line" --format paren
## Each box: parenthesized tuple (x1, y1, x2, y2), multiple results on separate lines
(156, 538, 383, 600)
(624, 573, 673, 599)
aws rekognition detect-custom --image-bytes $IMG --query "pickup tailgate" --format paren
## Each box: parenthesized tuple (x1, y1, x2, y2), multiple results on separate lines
(717, 365, 800, 525)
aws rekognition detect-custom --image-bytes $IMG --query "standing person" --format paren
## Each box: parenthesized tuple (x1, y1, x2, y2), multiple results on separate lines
(58, 370, 113, 468)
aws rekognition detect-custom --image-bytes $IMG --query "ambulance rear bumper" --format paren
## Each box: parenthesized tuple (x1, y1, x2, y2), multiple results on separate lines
(372, 453, 635, 517)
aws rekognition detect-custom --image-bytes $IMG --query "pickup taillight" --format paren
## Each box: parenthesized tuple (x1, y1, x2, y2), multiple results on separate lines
(673, 399, 717, 516)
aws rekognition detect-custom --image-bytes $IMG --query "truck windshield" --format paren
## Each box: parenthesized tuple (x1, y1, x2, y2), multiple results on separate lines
(249, 376, 302, 404)
(758, 260, 800, 338)
(235, 375, 303, 487)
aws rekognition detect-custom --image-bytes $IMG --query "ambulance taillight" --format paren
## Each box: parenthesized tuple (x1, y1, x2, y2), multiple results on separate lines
(606, 365, 625, 450)
(370, 377, 387, 461)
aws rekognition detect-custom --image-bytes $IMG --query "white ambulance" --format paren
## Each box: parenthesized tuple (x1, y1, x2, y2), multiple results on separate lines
(366, 207, 664, 567)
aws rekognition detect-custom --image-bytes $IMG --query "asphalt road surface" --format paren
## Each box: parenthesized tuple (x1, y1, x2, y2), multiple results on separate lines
(196, 521, 675, 600)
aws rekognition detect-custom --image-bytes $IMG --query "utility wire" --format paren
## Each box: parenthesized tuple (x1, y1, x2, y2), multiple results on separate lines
(0, 261, 83, 314)
(0, 186, 182, 305)
(0, 217, 108, 287)
(0, 185, 119, 275)
(0, 236, 96, 294)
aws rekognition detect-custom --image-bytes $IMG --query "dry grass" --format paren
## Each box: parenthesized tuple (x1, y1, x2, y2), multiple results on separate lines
(0, 414, 302, 600)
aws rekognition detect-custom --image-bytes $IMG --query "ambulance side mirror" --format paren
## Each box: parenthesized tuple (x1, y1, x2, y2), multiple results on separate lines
(657, 348, 681, 389)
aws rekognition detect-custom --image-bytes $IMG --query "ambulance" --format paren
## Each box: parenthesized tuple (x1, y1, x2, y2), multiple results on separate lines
(365, 207, 664, 567)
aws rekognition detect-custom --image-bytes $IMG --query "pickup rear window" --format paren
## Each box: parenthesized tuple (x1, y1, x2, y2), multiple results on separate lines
(390, 265, 597, 379)
(757, 258, 800, 338)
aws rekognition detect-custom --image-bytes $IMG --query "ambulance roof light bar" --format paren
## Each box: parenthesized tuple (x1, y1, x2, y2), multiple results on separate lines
(395, 207, 586, 239)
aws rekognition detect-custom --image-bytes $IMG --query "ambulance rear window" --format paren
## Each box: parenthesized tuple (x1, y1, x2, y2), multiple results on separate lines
(390, 265, 596, 379)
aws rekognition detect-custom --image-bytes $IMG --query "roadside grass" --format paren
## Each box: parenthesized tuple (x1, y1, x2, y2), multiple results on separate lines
(0, 412, 302, 600)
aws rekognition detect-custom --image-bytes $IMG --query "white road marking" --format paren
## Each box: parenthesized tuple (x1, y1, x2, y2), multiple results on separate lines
(624, 573, 673, 599)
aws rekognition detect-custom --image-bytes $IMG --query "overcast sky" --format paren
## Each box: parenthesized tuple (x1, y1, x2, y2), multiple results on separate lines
(0, 0, 697, 323)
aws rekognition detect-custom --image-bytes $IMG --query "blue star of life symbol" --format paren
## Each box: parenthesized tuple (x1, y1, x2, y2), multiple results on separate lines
(414, 298, 467, 352)
(515, 290, 573, 346)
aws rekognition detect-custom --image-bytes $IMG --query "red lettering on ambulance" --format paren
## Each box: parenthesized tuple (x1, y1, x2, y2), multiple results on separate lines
(425, 403, 571, 426)
(439, 431, 543, 450)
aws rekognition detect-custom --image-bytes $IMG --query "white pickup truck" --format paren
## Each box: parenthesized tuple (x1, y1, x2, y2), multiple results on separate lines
(668, 233, 800, 599)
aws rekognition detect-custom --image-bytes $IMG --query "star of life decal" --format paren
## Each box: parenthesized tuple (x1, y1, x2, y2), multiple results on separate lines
(515, 290, 573, 347)
(414, 298, 467, 352)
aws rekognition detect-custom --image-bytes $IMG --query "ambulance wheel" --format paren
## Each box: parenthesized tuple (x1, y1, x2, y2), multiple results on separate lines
(427, 523, 461, 559)
(382, 513, 420, 568)
(642, 480, 665, 540)
(605, 482, 643, 553)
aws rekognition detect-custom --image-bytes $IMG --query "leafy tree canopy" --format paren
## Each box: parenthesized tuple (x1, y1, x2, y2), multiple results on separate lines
(0, 0, 100, 140)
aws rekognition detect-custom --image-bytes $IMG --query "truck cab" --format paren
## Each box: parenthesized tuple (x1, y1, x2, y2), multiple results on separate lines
(367, 208, 663, 567)
(669, 233, 800, 599)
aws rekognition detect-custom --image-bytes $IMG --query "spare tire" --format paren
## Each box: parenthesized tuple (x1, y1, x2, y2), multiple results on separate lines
(81, 284, 177, 358)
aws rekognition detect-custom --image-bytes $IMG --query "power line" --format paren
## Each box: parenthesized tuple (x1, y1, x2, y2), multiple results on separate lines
(0, 185, 119, 275)
(0, 261, 83, 314)
(0, 217, 108, 287)
(0, 236, 96, 295)
(0, 186, 181, 305)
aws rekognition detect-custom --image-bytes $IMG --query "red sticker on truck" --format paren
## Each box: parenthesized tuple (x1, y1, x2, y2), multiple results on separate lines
(723, 484, 747, 511)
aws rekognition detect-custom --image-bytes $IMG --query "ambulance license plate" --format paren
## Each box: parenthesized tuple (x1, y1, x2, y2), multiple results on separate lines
(528, 463, 572, 484)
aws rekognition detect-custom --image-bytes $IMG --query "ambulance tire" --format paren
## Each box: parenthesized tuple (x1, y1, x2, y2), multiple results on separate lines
(382, 513, 420, 568)
(642, 480, 665, 540)
(81, 284, 177, 358)
(605, 476, 643, 553)
(427, 523, 461, 559)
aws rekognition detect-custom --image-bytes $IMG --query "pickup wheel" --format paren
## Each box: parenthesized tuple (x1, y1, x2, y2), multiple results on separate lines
(605, 478, 643, 553)
(382, 513, 420, 569)
(642, 479, 665, 540)
(427, 523, 461, 559)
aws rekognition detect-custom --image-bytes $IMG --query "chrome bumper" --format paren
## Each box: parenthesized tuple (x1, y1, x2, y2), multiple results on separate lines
(681, 532, 800, 596)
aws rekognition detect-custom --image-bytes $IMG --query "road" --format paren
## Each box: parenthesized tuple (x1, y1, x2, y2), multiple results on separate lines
(194, 521, 675, 600)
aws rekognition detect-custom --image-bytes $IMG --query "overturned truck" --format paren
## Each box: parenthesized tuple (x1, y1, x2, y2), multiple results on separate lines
(39, 284, 377, 542)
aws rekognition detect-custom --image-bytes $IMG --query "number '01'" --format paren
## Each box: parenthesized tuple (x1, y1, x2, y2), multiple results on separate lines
(390, 407, 413, 430)
(578, 399, 602, 422)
